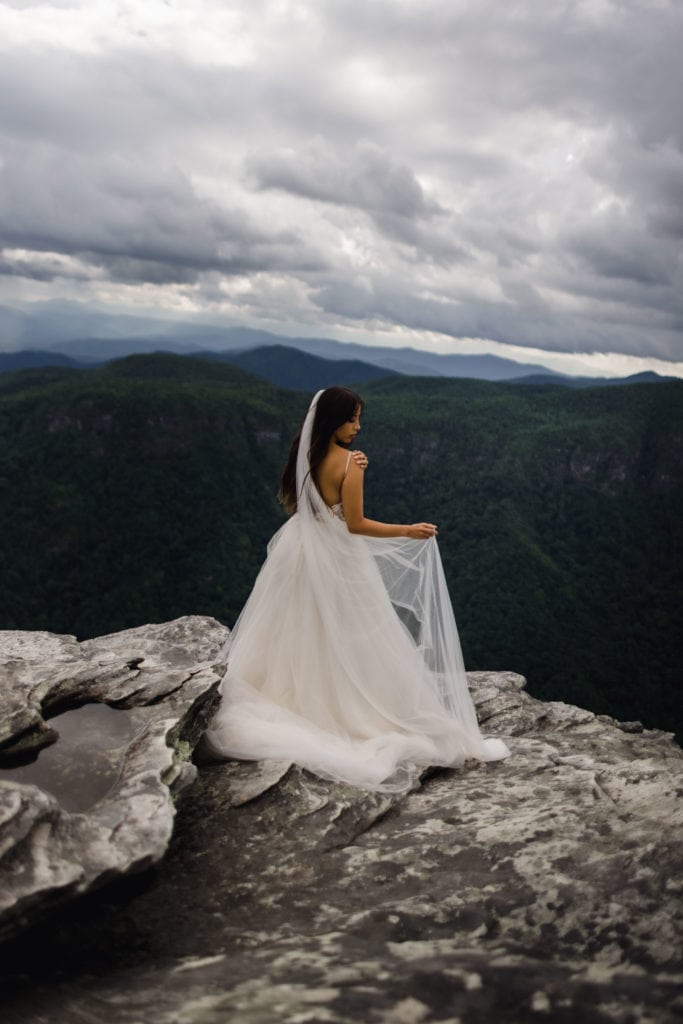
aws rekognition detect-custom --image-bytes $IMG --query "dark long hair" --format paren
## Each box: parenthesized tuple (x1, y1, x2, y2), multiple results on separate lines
(278, 386, 364, 514)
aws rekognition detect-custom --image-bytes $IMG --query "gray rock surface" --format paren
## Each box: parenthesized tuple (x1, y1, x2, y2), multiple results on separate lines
(1, 622, 682, 1023)
(0, 616, 226, 941)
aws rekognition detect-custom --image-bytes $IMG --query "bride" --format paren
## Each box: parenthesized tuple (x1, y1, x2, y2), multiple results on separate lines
(205, 386, 510, 790)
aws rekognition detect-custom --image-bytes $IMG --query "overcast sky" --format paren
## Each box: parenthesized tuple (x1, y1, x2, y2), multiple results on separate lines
(1, 0, 682, 376)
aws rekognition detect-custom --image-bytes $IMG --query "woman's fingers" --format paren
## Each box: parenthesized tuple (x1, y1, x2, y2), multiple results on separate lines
(352, 449, 368, 468)
(407, 522, 438, 539)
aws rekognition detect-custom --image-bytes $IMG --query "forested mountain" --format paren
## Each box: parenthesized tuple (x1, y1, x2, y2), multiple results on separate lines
(507, 370, 678, 388)
(0, 354, 680, 739)
(1, 343, 674, 389)
(358, 375, 682, 739)
(195, 344, 398, 389)
(0, 356, 300, 640)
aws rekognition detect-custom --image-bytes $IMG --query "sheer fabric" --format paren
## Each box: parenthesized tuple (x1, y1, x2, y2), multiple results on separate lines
(205, 390, 510, 790)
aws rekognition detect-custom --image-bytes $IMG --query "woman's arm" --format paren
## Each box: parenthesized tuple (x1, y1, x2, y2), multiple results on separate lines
(341, 460, 437, 539)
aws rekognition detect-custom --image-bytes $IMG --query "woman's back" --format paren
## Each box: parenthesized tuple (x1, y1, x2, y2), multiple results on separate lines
(314, 446, 352, 508)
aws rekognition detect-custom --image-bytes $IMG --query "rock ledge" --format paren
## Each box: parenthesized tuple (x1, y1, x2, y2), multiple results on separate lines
(1, 619, 682, 1024)
(0, 615, 227, 940)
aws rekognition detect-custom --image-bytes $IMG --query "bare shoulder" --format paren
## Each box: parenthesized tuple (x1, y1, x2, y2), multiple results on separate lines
(323, 446, 350, 472)
(318, 446, 348, 484)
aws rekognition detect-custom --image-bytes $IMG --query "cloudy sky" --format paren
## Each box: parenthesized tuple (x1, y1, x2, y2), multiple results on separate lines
(1, 0, 682, 377)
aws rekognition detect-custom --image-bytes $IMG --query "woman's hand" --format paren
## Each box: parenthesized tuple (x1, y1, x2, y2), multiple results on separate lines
(406, 522, 438, 539)
(352, 449, 368, 470)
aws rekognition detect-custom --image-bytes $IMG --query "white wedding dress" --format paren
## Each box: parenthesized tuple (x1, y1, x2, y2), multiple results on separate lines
(205, 392, 510, 791)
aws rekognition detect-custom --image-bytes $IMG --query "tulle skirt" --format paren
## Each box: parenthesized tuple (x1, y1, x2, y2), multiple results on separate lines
(205, 510, 510, 791)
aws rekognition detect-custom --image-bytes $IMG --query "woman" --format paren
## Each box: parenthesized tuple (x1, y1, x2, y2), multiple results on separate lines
(205, 387, 510, 790)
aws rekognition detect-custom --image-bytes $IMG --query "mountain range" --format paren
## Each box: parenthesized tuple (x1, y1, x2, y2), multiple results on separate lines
(1, 301, 677, 386)
(0, 342, 675, 391)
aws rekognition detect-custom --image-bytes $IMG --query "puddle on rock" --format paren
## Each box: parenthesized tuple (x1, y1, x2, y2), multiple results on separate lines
(0, 702, 160, 813)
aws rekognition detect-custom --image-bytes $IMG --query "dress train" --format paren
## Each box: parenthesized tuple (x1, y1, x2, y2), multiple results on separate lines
(205, 500, 510, 791)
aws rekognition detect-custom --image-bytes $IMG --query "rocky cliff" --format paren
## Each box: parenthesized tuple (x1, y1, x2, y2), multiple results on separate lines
(1, 616, 682, 1024)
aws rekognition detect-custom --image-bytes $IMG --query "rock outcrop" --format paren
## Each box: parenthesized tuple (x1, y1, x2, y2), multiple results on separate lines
(0, 616, 226, 942)
(1, 618, 682, 1024)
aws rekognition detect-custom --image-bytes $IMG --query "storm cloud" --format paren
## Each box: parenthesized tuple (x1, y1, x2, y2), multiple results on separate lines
(0, 0, 681, 374)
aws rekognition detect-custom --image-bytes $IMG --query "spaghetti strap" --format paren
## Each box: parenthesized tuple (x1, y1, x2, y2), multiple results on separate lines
(342, 450, 353, 479)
